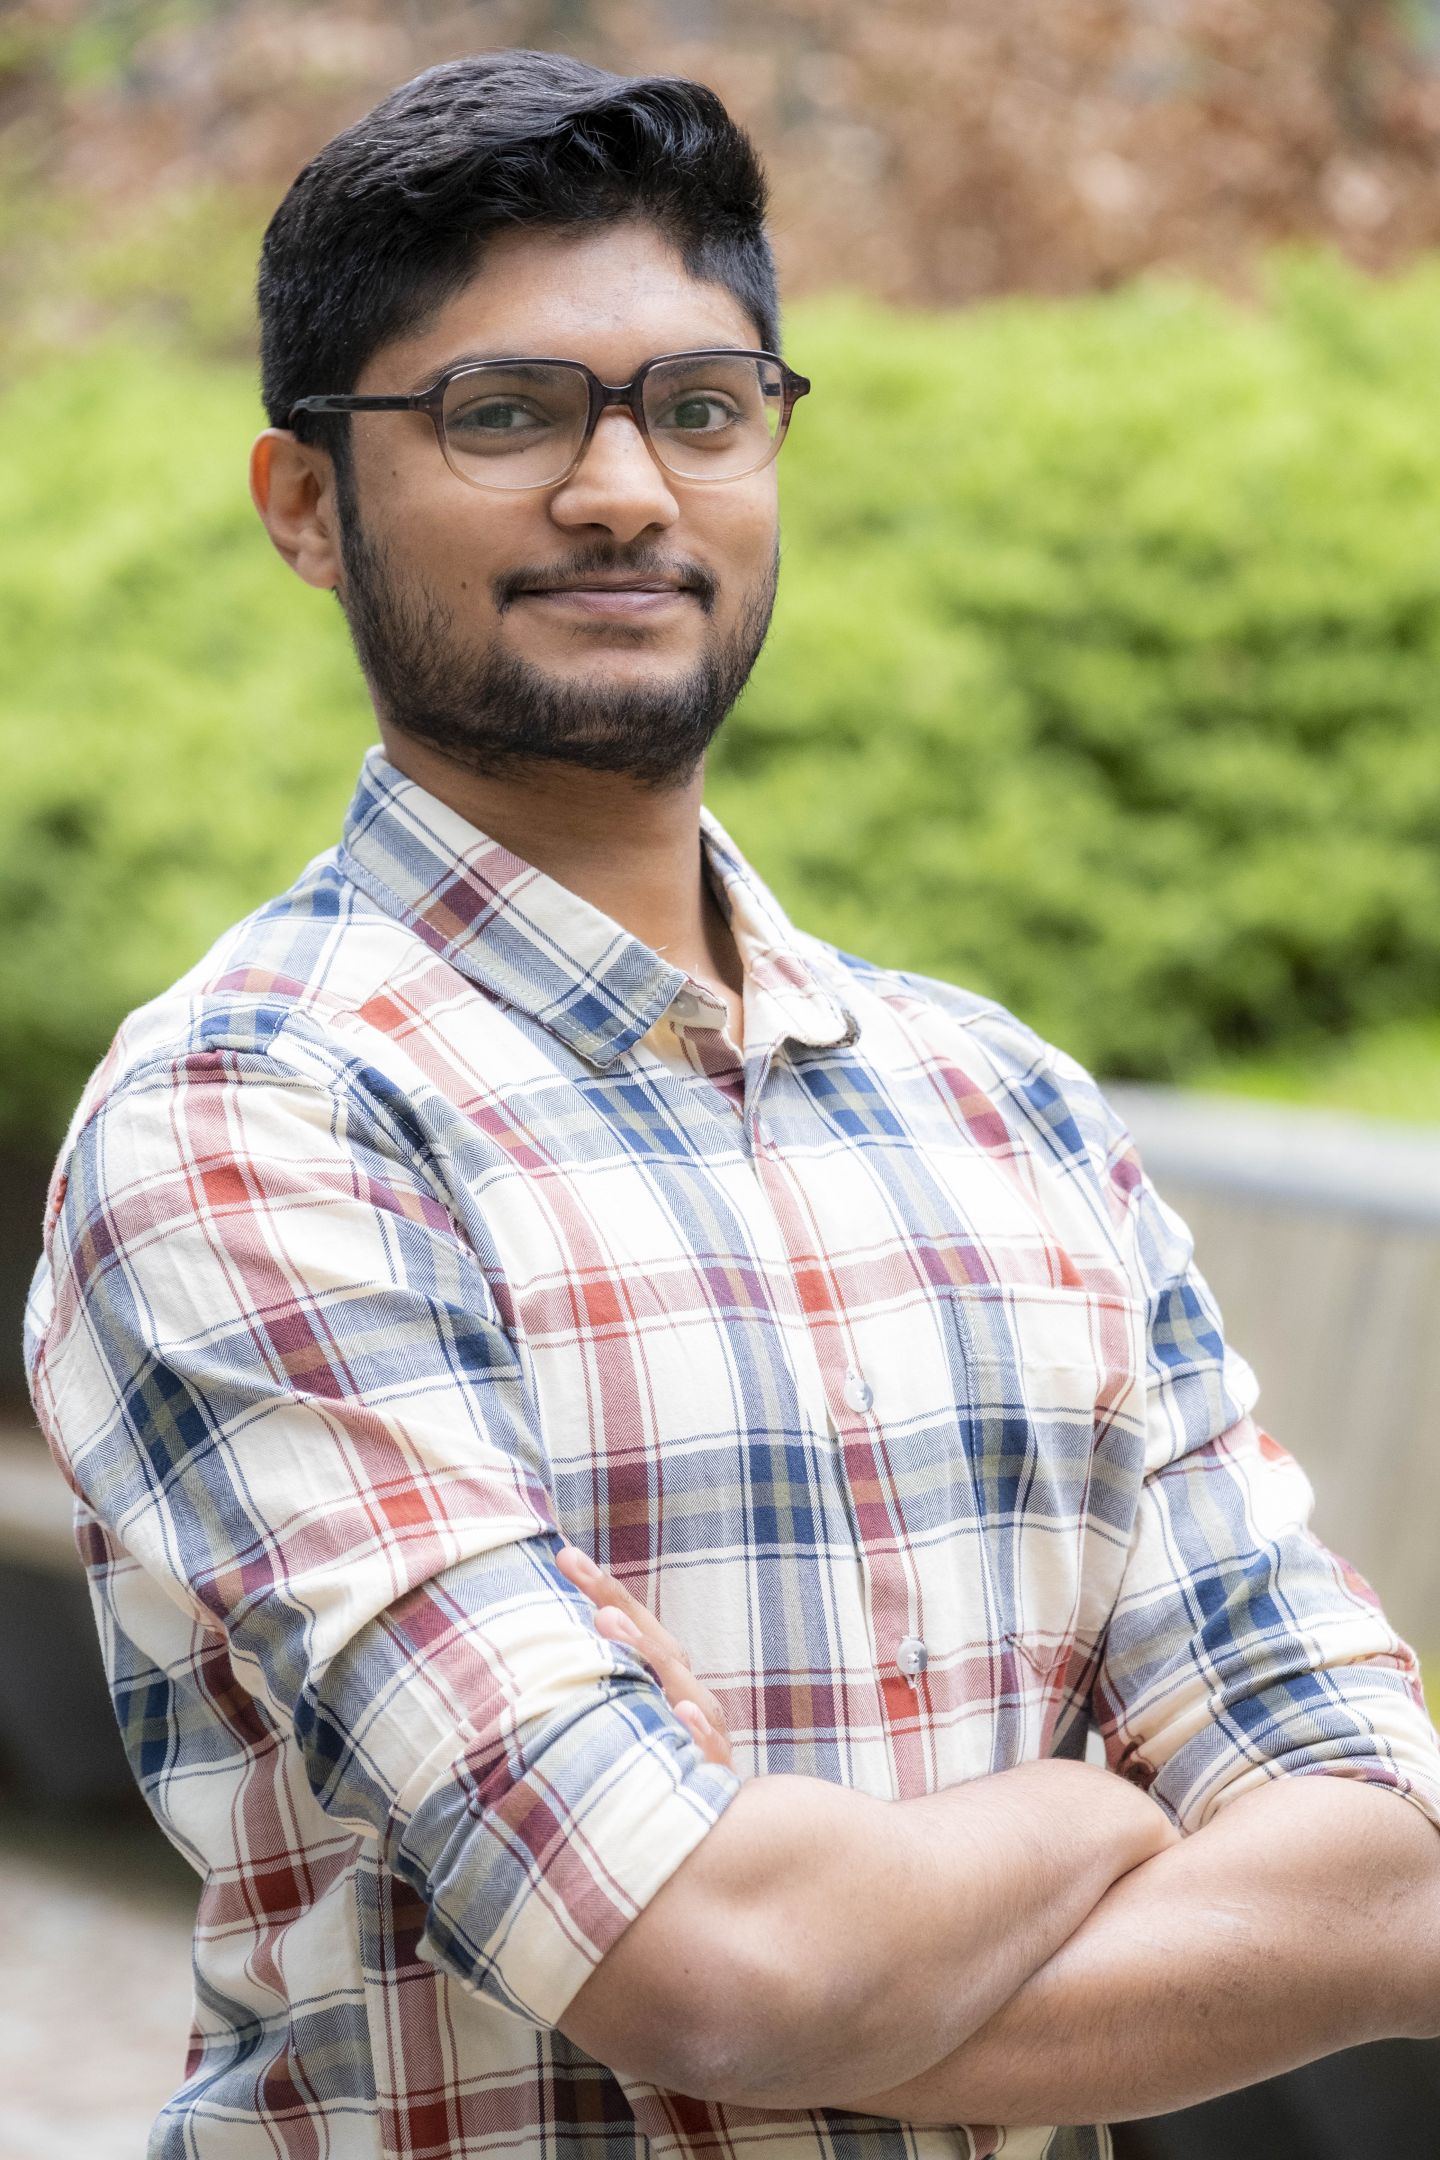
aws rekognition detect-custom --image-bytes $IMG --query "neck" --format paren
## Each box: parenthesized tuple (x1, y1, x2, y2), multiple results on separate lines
(376, 726, 746, 1006)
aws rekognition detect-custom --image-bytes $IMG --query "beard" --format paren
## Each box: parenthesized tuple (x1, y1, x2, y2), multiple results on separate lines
(335, 495, 780, 792)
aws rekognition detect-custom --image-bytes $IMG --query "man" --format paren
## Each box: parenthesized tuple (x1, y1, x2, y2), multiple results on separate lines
(23, 47, 1440, 2160)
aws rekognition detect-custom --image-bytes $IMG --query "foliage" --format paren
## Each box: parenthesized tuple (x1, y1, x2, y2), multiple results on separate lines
(0, 342, 365, 1147)
(8, 254, 1440, 1145)
(714, 253, 1440, 1085)
(1191, 1015, 1440, 1121)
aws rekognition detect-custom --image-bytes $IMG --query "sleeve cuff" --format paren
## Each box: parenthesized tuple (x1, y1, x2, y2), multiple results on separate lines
(407, 1679, 745, 2031)
(1151, 1658, 1440, 1840)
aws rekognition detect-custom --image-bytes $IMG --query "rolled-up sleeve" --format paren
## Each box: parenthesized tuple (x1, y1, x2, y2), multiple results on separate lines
(31, 1022, 742, 2030)
(1089, 1106, 1440, 1840)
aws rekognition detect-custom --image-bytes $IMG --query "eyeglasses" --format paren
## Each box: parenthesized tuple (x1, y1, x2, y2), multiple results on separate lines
(288, 348, 811, 492)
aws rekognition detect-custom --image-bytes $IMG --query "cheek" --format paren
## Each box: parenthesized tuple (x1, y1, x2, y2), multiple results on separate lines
(379, 480, 528, 603)
(708, 489, 778, 595)
(349, 425, 491, 553)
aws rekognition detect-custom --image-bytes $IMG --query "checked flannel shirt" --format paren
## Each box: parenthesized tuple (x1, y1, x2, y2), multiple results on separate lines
(24, 744, 1440, 2160)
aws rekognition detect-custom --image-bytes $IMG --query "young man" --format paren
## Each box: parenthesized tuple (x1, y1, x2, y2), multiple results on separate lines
(24, 48, 1440, 2160)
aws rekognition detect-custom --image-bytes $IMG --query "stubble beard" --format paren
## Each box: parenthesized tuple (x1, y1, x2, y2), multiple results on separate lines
(335, 493, 781, 792)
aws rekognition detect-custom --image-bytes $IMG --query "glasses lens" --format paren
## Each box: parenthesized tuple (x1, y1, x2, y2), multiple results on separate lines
(642, 354, 785, 479)
(440, 364, 589, 488)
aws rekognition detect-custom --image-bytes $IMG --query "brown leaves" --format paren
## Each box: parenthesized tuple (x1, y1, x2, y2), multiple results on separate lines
(9, 1, 1440, 314)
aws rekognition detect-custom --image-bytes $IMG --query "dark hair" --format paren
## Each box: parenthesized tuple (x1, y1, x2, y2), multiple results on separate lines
(258, 49, 780, 476)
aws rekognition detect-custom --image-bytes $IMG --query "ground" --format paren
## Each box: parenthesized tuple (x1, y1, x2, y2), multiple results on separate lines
(0, 1799, 194, 2158)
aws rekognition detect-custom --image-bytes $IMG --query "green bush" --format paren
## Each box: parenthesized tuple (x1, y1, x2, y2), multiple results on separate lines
(0, 343, 366, 1148)
(8, 252, 1440, 1148)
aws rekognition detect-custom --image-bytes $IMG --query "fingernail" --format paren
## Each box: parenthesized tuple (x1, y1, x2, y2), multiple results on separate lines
(561, 1544, 598, 1582)
(677, 1699, 713, 1737)
(601, 1610, 640, 1643)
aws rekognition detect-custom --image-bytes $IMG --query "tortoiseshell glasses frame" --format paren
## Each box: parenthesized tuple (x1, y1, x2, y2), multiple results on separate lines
(288, 348, 812, 493)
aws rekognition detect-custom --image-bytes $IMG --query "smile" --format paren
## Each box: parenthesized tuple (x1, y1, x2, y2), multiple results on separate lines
(519, 588, 694, 616)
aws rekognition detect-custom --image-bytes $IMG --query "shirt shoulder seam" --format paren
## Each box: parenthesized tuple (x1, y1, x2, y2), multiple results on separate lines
(67, 1006, 460, 1221)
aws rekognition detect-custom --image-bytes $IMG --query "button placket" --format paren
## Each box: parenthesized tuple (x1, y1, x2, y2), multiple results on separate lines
(842, 1365, 873, 1414)
(747, 1071, 931, 1792)
(896, 1634, 929, 1692)
(669, 984, 728, 1032)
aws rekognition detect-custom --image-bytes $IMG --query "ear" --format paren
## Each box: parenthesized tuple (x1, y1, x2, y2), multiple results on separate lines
(249, 429, 344, 591)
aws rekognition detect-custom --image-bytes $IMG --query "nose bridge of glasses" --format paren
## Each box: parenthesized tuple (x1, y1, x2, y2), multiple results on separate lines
(596, 388, 644, 426)
(577, 384, 669, 475)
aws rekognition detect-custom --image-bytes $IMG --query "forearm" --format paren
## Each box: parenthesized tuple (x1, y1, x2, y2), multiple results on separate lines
(561, 1758, 1171, 2105)
(841, 1772, 1440, 2128)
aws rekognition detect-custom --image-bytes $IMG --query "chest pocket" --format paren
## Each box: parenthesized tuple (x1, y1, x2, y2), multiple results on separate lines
(941, 1282, 1144, 1754)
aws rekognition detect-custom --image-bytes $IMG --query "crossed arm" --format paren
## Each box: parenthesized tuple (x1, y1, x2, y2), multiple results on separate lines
(556, 1544, 1440, 2127)
(843, 1770, 1440, 2127)
(48, 1049, 1440, 2130)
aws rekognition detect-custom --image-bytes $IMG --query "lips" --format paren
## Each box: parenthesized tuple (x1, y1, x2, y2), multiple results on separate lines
(516, 581, 695, 617)
(520, 581, 691, 596)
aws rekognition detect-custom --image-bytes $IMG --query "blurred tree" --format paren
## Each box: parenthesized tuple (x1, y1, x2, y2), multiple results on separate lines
(9, 260, 1440, 1148)
(10, 0, 1440, 350)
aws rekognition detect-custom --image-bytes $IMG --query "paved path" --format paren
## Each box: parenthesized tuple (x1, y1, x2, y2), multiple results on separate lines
(0, 1807, 194, 2159)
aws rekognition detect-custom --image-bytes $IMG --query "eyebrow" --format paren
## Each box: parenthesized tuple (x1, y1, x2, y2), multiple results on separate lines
(409, 344, 757, 392)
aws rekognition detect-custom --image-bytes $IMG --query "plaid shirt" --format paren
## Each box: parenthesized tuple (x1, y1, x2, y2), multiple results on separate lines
(25, 746, 1440, 2160)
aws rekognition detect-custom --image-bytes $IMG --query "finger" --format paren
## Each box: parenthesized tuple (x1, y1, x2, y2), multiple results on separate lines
(556, 1542, 597, 1584)
(591, 1601, 690, 1686)
(592, 1606, 727, 1736)
(555, 1543, 602, 1598)
(675, 1698, 735, 1772)
(556, 1544, 690, 1668)
(556, 1546, 730, 1741)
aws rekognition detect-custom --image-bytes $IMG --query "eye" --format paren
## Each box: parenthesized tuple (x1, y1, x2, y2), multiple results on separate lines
(659, 393, 741, 434)
(447, 399, 549, 436)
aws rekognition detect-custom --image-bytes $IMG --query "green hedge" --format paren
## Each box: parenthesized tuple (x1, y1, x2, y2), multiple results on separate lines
(8, 253, 1440, 1148)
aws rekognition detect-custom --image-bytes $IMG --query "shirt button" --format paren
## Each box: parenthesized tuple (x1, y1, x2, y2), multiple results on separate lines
(671, 992, 702, 1024)
(843, 1366, 874, 1413)
(897, 1634, 929, 1686)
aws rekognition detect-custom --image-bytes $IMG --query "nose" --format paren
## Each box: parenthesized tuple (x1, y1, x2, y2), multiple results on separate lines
(548, 403, 680, 543)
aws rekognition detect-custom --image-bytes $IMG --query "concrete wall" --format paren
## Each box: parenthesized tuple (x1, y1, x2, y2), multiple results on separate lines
(1109, 1085, 1440, 1656)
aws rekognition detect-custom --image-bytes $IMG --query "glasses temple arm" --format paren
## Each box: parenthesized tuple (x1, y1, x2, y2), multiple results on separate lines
(287, 394, 423, 418)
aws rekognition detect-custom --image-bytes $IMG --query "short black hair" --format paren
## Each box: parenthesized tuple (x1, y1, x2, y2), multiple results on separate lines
(258, 49, 780, 472)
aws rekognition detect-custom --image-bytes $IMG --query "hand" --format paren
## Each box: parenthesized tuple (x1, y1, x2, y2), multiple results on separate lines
(556, 1543, 735, 1771)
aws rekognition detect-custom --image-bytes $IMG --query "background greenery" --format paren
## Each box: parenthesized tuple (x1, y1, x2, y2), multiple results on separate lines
(8, 250, 1440, 1147)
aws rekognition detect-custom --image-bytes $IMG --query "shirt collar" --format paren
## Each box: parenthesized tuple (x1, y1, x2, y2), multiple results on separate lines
(337, 746, 859, 1070)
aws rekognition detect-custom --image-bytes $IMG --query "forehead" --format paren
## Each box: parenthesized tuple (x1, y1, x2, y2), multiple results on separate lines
(364, 221, 763, 389)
